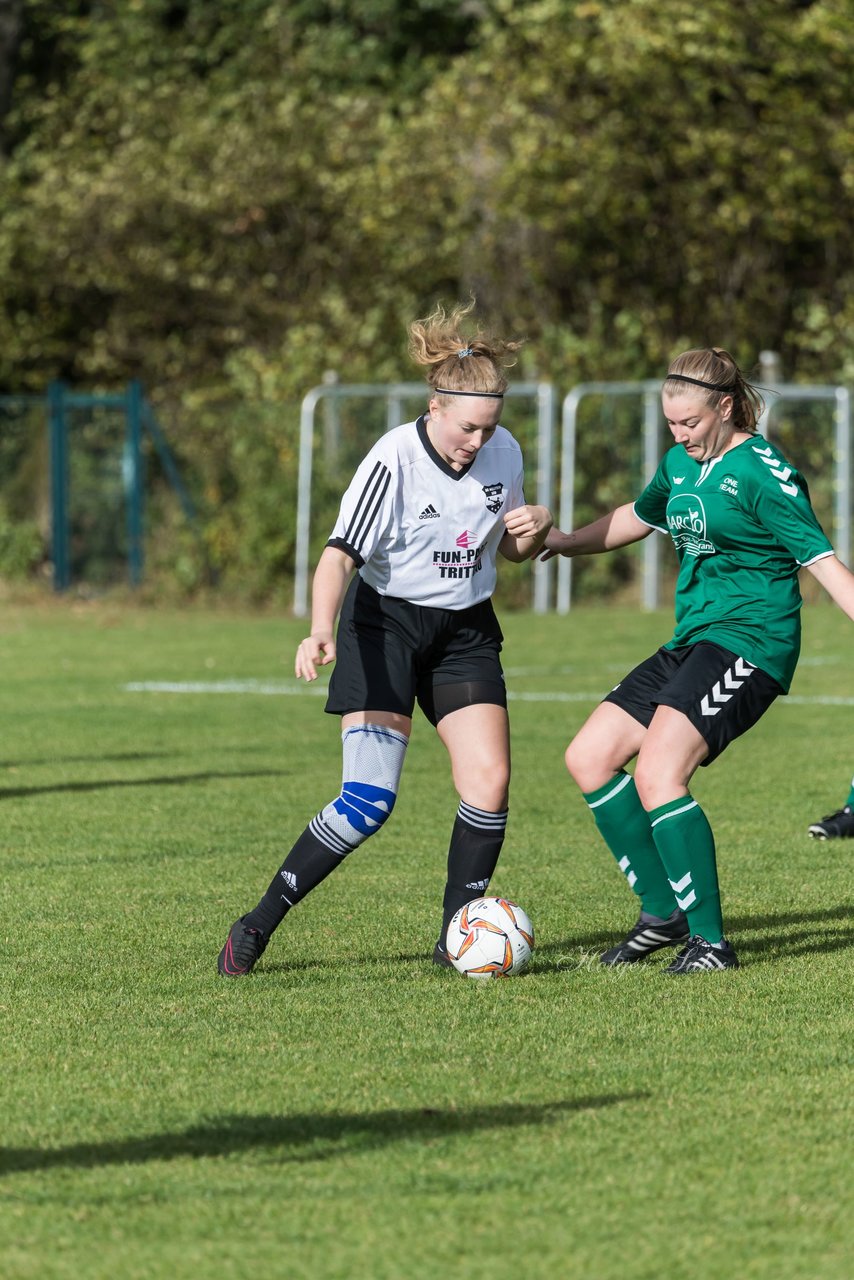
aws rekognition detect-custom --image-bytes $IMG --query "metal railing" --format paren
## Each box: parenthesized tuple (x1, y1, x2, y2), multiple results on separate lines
(556, 381, 851, 613)
(0, 381, 197, 591)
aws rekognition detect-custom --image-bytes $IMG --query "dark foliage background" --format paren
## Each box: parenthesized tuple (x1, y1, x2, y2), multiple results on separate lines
(0, 0, 851, 597)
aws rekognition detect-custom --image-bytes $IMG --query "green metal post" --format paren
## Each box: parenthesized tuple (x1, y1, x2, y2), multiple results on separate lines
(47, 380, 70, 591)
(125, 379, 144, 587)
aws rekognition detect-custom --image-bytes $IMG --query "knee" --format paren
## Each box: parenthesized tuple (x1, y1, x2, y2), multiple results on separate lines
(476, 770, 510, 813)
(564, 738, 582, 782)
(460, 763, 510, 813)
(632, 763, 653, 810)
(328, 782, 397, 847)
(565, 737, 604, 792)
(634, 758, 670, 810)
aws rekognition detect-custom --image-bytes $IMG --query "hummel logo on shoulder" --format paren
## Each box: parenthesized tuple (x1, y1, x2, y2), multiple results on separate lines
(419, 504, 440, 520)
(753, 445, 799, 496)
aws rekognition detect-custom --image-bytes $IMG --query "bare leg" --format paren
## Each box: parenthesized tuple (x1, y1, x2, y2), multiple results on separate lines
(564, 701, 647, 792)
(436, 702, 510, 811)
(435, 703, 511, 943)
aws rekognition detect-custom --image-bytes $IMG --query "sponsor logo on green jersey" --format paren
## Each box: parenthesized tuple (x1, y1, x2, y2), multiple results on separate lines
(666, 494, 715, 557)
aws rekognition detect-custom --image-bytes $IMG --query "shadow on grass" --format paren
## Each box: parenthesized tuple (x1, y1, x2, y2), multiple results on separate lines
(0, 751, 176, 769)
(244, 903, 854, 978)
(726, 904, 851, 932)
(0, 1095, 646, 1175)
(531, 903, 853, 970)
(726, 904, 854, 958)
(0, 768, 287, 801)
(0, 743, 287, 771)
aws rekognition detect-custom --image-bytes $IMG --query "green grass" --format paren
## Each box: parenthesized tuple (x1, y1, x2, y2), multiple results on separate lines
(0, 600, 851, 1279)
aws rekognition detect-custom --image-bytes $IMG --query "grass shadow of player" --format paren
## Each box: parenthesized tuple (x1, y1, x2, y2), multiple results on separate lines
(257, 904, 853, 977)
(726, 904, 851, 933)
(532, 904, 853, 971)
(0, 768, 287, 801)
(0, 1094, 648, 1176)
(0, 751, 175, 768)
(726, 904, 853, 960)
(0, 744, 283, 770)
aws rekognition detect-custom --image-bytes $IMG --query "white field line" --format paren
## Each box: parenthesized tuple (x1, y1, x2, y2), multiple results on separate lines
(124, 680, 327, 696)
(122, 680, 854, 707)
(784, 695, 854, 706)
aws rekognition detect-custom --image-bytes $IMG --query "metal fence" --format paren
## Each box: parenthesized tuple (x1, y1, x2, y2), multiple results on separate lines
(293, 381, 558, 617)
(0, 381, 196, 591)
(556, 381, 851, 613)
(1, 376, 850, 605)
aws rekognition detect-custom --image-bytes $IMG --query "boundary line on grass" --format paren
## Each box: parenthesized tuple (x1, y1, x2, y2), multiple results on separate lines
(122, 681, 854, 706)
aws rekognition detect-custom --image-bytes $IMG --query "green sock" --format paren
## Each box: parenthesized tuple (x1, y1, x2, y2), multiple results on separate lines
(583, 772, 678, 919)
(846, 776, 854, 808)
(648, 794, 723, 944)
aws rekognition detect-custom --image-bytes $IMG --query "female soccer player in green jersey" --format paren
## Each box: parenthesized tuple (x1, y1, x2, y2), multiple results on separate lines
(540, 347, 854, 972)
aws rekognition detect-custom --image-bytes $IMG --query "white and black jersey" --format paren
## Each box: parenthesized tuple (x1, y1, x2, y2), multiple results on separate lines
(327, 416, 526, 609)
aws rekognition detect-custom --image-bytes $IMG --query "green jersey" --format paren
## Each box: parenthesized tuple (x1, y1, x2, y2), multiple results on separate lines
(633, 434, 833, 691)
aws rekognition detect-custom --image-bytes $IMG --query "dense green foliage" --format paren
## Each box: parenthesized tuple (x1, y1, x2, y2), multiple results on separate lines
(0, 602, 852, 1277)
(0, 1, 852, 596)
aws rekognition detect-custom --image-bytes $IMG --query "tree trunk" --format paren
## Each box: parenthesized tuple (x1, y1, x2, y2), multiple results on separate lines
(0, 0, 23, 151)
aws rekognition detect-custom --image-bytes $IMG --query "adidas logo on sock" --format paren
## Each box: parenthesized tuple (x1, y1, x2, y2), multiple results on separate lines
(280, 870, 298, 891)
(466, 879, 489, 892)
(419, 504, 440, 519)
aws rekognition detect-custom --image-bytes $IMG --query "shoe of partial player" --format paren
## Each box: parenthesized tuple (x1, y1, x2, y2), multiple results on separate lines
(808, 805, 854, 839)
(217, 917, 268, 976)
(432, 940, 453, 968)
(664, 935, 739, 974)
(599, 909, 689, 966)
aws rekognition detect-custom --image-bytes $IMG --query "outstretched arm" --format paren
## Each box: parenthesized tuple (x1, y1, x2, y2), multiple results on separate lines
(498, 504, 554, 562)
(537, 502, 653, 561)
(294, 545, 357, 681)
(806, 554, 854, 621)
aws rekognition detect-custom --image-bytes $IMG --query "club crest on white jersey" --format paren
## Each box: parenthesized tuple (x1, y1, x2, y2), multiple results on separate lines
(482, 483, 505, 513)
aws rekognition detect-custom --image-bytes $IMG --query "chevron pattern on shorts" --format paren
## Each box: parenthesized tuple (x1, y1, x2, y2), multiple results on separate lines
(700, 657, 756, 717)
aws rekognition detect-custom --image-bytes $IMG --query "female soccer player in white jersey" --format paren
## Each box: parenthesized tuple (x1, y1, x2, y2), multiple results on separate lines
(218, 302, 552, 976)
(540, 347, 854, 973)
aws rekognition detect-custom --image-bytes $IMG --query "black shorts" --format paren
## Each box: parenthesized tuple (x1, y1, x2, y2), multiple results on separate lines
(604, 642, 784, 765)
(325, 577, 507, 726)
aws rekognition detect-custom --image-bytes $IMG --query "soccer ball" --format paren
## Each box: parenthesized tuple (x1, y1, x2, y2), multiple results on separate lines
(445, 897, 534, 979)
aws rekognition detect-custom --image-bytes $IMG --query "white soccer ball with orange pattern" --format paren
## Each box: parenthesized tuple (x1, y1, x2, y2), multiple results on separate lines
(445, 897, 534, 979)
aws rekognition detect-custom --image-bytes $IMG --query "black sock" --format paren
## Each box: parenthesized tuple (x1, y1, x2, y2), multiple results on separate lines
(441, 801, 508, 938)
(243, 824, 345, 938)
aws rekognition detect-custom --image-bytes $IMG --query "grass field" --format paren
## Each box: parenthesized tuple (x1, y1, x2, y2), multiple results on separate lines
(0, 599, 851, 1280)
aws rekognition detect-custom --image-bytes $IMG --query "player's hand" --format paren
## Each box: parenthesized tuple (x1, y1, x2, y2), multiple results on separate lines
(295, 632, 336, 681)
(535, 527, 576, 562)
(502, 504, 553, 540)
